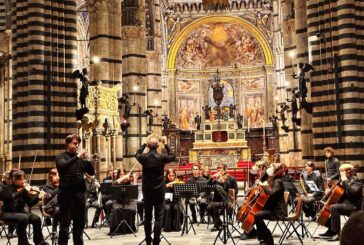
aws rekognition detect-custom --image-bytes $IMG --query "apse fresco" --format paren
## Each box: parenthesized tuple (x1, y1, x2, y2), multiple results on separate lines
(241, 77, 265, 90)
(243, 94, 265, 128)
(176, 22, 264, 68)
(178, 96, 201, 130)
(208, 79, 234, 109)
(177, 79, 200, 94)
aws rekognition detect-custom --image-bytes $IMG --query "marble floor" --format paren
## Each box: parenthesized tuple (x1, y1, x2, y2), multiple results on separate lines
(0, 208, 342, 245)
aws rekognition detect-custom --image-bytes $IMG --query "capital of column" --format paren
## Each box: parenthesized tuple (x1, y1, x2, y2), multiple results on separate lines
(93, 127, 104, 136)
(121, 26, 146, 40)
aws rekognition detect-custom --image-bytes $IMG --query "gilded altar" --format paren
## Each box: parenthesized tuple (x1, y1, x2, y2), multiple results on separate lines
(189, 120, 250, 169)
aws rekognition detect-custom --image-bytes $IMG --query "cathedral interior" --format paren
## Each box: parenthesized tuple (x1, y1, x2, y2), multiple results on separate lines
(0, 0, 363, 184)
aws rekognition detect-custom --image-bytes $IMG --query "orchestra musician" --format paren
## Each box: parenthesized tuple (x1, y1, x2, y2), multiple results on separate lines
(0, 169, 16, 237)
(84, 172, 101, 228)
(42, 168, 60, 234)
(0, 170, 48, 245)
(241, 160, 269, 240)
(299, 161, 323, 219)
(323, 147, 341, 185)
(319, 163, 363, 241)
(187, 164, 208, 223)
(254, 164, 287, 245)
(108, 169, 138, 235)
(135, 135, 175, 245)
(206, 169, 231, 231)
(55, 134, 95, 245)
(201, 166, 211, 180)
(163, 169, 184, 232)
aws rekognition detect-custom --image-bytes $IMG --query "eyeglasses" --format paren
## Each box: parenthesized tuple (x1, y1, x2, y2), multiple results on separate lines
(192, 168, 199, 171)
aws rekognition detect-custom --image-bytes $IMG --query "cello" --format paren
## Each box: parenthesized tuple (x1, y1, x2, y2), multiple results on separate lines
(316, 181, 345, 226)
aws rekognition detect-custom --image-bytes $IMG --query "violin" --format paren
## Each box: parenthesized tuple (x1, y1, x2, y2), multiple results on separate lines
(17, 183, 47, 199)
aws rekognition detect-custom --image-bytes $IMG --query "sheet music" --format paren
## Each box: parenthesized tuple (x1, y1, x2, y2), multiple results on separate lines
(306, 180, 319, 192)
(165, 192, 173, 202)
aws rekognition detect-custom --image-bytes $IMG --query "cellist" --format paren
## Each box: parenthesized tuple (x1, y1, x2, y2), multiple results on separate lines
(240, 160, 269, 240)
(319, 163, 363, 241)
(254, 163, 287, 245)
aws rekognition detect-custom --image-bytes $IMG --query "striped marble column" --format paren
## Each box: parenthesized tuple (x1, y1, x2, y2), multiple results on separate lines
(121, 0, 148, 168)
(11, 0, 78, 184)
(307, 0, 364, 176)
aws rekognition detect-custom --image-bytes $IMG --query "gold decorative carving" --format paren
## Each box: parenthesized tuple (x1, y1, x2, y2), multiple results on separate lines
(121, 26, 145, 40)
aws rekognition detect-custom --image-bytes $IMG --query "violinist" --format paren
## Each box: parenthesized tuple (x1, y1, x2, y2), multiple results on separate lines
(0, 170, 48, 245)
(163, 168, 184, 232)
(319, 163, 363, 241)
(108, 169, 138, 235)
(299, 161, 323, 219)
(207, 169, 231, 232)
(187, 164, 207, 223)
(254, 164, 287, 245)
(42, 168, 60, 234)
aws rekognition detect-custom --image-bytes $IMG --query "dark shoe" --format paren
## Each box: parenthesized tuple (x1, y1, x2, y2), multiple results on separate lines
(38, 241, 50, 245)
(192, 218, 197, 224)
(328, 234, 340, 241)
(91, 222, 97, 228)
(241, 231, 257, 240)
(319, 229, 335, 237)
(138, 220, 145, 226)
(210, 226, 220, 232)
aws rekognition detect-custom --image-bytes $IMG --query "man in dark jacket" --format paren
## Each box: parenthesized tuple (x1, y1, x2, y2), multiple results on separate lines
(0, 170, 48, 245)
(56, 134, 95, 245)
(254, 164, 287, 245)
(136, 135, 175, 245)
(187, 165, 207, 223)
(323, 147, 340, 182)
(319, 163, 363, 241)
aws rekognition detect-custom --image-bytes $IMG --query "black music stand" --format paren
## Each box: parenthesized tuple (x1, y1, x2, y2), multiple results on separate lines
(213, 185, 236, 245)
(138, 232, 171, 245)
(109, 185, 138, 238)
(174, 183, 198, 236)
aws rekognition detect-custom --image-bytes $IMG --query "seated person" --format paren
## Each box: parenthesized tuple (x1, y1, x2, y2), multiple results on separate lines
(108, 169, 138, 235)
(201, 166, 211, 180)
(163, 168, 184, 232)
(187, 164, 207, 223)
(42, 168, 60, 233)
(0, 170, 48, 245)
(319, 163, 363, 241)
(84, 172, 101, 228)
(254, 164, 287, 245)
(299, 161, 323, 219)
(206, 169, 231, 231)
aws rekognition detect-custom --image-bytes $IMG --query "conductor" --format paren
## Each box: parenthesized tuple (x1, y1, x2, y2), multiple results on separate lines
(136, 135, 176, 245)
(55, 134, 95, 245)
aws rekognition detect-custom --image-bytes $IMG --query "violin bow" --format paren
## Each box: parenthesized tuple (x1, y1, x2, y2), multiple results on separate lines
(18, 154, 22, 170)
(29, 150, 38, 185)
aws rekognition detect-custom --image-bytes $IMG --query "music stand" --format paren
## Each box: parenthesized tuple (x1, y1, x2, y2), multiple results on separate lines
(173, 183, 198, 236)
(212, 185, 236, 245)
(138, 232, 171, 245)
(109, 185, 138, 238)
(98, 182, 113, 228)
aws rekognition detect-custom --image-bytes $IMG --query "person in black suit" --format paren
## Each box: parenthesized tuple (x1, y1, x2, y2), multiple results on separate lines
(136, 135, 175, 245)
(254, 164, 287, 245)
(56, 134, 95, 245)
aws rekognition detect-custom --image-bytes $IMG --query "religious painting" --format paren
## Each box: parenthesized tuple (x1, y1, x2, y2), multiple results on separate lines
(178, 96, 201, 130)
(208, 79, 234, 109)
(241, 77, 265, 90)
(243, 94, 265, 128)
(176, 22, 264, 69)
(177, 79, 200, 94)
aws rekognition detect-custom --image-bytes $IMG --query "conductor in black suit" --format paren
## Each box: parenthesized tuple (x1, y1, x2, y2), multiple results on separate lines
(136, 135, 175, 245)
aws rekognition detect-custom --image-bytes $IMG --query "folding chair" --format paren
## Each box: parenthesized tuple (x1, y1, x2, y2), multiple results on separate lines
(278, 196, 304, 245)
(0, 201, 13, 245)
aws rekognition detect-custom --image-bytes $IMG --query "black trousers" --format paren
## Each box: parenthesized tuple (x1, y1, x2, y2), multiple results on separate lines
(143, 190, 164, 245)
(1, 212, 45, 245)
(58, 190, 86, 245)
(255, 210, 274, 242)
(189, 202, 207, 221)
(137, 201, 144, 221)
(207, 201, 224, 228)
(328, 203, 357, 233)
